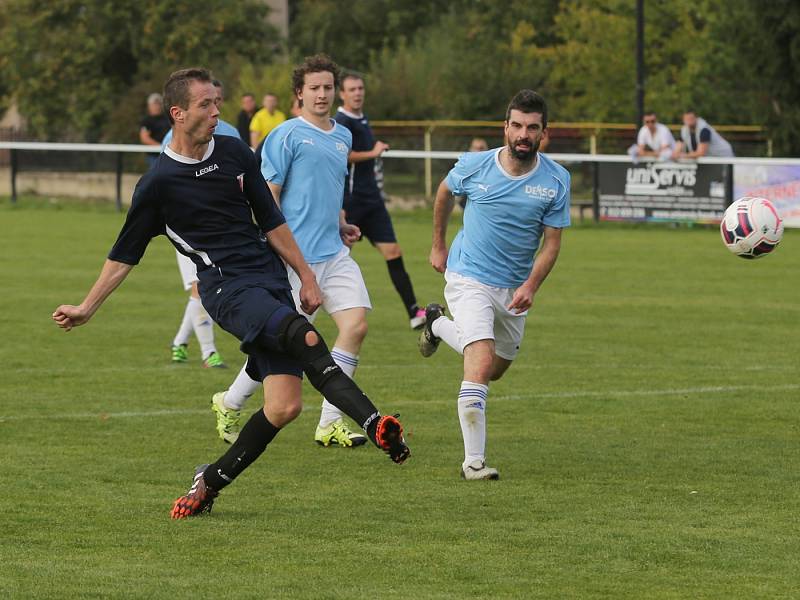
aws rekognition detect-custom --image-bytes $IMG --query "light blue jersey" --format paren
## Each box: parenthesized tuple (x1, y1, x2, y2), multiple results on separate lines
(445, 148, 571, 288)
(160, 119, 241, 148)
(261, 117, 351, 263)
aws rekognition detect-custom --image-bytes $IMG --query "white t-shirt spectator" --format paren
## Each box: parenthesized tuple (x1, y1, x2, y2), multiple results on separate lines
(637, 123, 675, 152)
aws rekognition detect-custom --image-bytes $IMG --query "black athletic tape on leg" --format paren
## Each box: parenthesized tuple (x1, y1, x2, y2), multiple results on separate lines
(276, 313, 381, 442)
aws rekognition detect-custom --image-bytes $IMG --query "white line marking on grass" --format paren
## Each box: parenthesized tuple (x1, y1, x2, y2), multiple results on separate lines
(0, 408, 209, 422)
(3, 384, 797, 423)
(494, 383, 800, 401)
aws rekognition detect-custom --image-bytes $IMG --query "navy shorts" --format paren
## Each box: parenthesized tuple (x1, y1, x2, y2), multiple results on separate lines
(200, 275, 303, 382)
(345, 198, 397, 244)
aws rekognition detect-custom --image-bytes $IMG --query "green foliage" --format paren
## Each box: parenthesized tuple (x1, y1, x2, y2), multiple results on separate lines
(365, 4, 556, 120)
(288, 0, 452, 71)
(0, 0, 279, 141)
(2, 0, 799, 154)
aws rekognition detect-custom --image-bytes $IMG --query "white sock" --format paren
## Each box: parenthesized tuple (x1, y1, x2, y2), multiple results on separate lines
(432, 316, 463, 355)
(318, 347, 359, 428)
(187, 296, 216, 359)
(224, 363, 260, 410)
(458, 381, 489, 469)
(172, 299, 194, 347)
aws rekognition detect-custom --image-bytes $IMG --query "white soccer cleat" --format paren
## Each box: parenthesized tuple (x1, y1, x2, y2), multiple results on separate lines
(461, 459, 499, 480)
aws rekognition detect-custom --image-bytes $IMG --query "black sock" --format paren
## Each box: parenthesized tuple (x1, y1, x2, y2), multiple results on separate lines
(318, 371, 381, 445)
(386, 256, 418, 318)
(203, 410, 280, 491)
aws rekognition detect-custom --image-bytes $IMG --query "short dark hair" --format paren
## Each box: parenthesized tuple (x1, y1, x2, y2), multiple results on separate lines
(292, 53, 340, 99)
(684, 108, 697, 115)
(163, 68, 213, 125)
(505, 89, 548, 127)
(242, 92, 255, 99)
(644, 110, 657, 117)
(340, 70, 364, 89)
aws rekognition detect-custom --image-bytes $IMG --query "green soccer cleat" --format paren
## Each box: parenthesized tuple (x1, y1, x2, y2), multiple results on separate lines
(171, 344, 189, 364)
(211, 392, 241, 444)
(315, 419, 367, 448)
(203, 351, 227, 369)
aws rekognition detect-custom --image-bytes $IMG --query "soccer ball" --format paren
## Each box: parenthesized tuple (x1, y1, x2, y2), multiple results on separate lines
(720, 197, 783, 259)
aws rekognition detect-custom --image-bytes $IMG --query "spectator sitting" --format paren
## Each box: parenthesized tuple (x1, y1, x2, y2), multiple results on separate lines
(139, 93, 170, 165)
(236, 92, 257, 143)
(249, 93, 286, 147)
(673, 110, 734, 158)
(633, 111, 675, 161)
(161, 79, 240, 148)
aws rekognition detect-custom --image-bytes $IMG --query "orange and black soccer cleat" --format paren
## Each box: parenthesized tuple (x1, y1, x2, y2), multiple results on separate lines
(170, 464, 218, 519)
(375, 414, 411, 464)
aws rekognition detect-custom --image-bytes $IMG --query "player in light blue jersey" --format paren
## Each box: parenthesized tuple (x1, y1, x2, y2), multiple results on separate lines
(259, 106, 352, 263)
(213, 55, 376, 450)
(165, 78, 239, 371)
(419, 90, 571, 480)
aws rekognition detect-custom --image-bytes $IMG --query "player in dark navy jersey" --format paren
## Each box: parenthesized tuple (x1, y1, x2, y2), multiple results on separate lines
(52, 67, 410, 519)
(334, 73, 427, 330)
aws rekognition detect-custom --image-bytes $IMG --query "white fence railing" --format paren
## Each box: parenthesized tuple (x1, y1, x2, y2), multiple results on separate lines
(2, 141, 799, 214)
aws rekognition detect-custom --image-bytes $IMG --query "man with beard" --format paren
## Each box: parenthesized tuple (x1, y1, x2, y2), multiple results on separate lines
(418, 90, 570, 480)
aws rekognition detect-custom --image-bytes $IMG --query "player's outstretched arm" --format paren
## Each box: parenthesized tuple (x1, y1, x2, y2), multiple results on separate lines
(430, 179, 454, 273)
(52, 259, 134, 331)
(265, 224, 322, 314)
(508, 226, 563, 314)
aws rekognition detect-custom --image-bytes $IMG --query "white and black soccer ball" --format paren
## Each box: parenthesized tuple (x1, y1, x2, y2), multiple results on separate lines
(720, 197, 784, 259)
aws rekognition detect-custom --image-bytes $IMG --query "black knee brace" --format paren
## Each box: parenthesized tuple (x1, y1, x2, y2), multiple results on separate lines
(277, 314, 342, 389)
(276, 313, 380, 437)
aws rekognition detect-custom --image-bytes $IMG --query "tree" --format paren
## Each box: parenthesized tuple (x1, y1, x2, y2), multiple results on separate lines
(0, 0, 280, 141)
(364, 1, 558, 120)
(288, 0, 452, 71)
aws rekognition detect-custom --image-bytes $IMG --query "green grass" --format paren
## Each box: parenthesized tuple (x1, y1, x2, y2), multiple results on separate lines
(1, 201, 799, 598)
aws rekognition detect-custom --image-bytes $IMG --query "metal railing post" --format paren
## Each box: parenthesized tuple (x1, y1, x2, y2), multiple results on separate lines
(10, 148, 18, 204)
(424, 126, 433, 199)
(725, 162, 734, 207)
(115, 152, 123, 211)
(590, 132, 597, 155)
(592, 160, 600, 222)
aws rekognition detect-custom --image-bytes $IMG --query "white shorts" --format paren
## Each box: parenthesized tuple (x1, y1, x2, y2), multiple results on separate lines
(444, 270, 527, 360)
(176, 250, 198, 291)
(286, 246, 371, 322)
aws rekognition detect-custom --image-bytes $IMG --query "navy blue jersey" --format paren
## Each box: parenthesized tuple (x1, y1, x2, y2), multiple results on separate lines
(334, 108, 381, 204)
(108, 135, 290, 289)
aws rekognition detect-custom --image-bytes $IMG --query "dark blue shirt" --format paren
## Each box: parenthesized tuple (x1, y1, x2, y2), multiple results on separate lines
(109, 135, 290, 289)
(334, 108, 382, 205)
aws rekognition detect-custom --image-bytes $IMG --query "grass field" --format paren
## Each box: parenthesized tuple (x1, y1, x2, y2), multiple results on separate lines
(1, 200, 799, 598)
